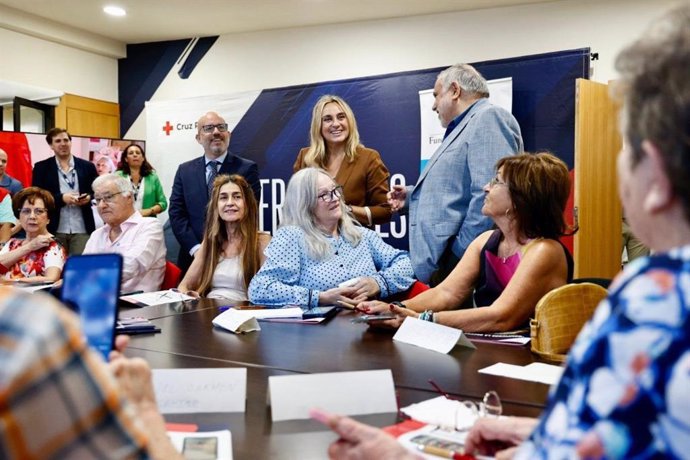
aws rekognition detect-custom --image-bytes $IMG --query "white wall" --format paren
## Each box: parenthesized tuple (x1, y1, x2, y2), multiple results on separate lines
(0, 27, 119, 103)
(0, 0, 676, 137)
(123, 0, 678, 139)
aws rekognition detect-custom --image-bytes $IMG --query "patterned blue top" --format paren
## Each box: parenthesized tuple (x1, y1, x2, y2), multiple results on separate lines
(248, 226, 414, 307)
(517, 246, 690, 459)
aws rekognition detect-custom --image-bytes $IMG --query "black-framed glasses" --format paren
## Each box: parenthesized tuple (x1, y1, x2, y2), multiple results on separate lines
(19, 208, 48, 217)
(317, 185, 343, 203)
(488, 175, 507, 188)
(92, 192, 123, 206)
(200, 123, 229, 134)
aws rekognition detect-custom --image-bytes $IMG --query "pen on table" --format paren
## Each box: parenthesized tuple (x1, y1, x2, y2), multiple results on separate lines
(418, 444, 474, 460)
(121, 290, 143, 296)
(428, 378, 453, 400)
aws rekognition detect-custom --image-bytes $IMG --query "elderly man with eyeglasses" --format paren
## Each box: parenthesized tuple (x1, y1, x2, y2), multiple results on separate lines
(83, 174, 166, 292)
(169, 111, 260, 273)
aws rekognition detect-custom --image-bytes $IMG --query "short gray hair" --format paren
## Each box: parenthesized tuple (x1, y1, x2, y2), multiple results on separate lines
(92, 173, 133, 196)
(282, 168, 362, 260)
(438, 64, 489, 98)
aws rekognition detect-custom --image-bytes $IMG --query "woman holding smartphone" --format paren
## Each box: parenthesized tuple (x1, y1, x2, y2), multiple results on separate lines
(0, 187, 66, 282)
(178, 174, 271, 301)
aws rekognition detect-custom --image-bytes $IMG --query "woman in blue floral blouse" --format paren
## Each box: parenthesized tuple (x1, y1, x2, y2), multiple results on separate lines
(312, 5, 690, 459)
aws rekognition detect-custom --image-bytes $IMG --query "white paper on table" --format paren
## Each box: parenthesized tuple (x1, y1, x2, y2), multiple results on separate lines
(153, 368, 247, 414)
(120, 289, 195, 306)
(168, 430, 232, 459)
(268, 369, 397, 421)
(478, 362, 564, 385)
(393, 317, 476, 353)
(212, 309, 261, 333)
(401, 396, 479, 429)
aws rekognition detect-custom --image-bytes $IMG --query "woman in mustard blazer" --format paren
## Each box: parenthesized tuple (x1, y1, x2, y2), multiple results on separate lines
(294, 95, 392, 226)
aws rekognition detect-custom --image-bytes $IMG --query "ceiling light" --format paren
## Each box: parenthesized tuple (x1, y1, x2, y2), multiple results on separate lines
(103, 5, 126, 17)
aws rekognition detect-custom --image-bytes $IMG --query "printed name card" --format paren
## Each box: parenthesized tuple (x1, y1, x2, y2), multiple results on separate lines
(393, 317, 476, 354)
(212, 309, 261, 334)
(268, 369, 397, 421)
(152, 368, 247, 414)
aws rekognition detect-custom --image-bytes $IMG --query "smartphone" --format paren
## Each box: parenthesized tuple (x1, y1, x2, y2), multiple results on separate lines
(78, 193, 88, 200)
(61, 254, 123, 360)
(182, 436, 218, 460)
(409, 434, 465, 452)
(350, 313, 397, 323)
(302, 306, 338, 320)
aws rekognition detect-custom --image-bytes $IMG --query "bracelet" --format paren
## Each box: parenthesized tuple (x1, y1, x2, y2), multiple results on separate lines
(390, 301, 407, 309)
(364, 206, 373, 226)
(419, 309, 434, 322)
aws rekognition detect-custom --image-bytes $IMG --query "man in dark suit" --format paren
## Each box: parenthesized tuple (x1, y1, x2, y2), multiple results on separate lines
(32, 128, 97, 255)
(169, 111, 260, 271)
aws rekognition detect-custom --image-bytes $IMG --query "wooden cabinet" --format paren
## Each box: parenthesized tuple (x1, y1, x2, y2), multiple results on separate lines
(55, 93, 120, 138)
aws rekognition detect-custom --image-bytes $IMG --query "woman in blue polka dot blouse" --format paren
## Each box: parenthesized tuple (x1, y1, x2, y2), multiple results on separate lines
(248, 168, 414, 307)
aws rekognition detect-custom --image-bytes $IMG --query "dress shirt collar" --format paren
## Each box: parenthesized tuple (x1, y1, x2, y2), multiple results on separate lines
(54, 154, 75, 170)
(205, 152, 228, 166)
(443, 99, 481, 140)
(103, 210, 143, 234)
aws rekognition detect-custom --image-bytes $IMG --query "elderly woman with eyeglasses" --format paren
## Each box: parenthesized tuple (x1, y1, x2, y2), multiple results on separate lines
(0, 187, 66, 282)
(248, 168, 414, 307)
(360, 152, 574, 333)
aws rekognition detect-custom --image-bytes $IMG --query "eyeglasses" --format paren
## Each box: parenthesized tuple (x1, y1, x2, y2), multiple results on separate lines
(488, 175, 507, 188)
(200, 123, 229, 134)
(92, 192, 123, 206)
(317, 185, 343, 203)
(428, 380, 502, 432)
(19, 208, 47, 217)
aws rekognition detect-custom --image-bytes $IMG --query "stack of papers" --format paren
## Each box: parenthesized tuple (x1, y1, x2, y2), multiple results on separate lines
(400, 396, 479, 430)
(120, 290, 195, 306)
(116, 317, 160, 335)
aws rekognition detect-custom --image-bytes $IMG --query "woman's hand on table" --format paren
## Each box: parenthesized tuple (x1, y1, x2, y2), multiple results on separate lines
(320, 286, 363, 305)
(350, 276, 380, 299)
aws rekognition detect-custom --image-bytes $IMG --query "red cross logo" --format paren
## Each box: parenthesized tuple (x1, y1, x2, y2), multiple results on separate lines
(162, 121, 173, 136)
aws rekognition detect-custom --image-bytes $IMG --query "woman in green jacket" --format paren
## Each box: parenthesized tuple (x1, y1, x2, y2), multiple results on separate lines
(116, 144, 167, 217)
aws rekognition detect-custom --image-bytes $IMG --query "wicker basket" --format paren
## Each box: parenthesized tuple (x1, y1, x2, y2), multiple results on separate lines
(530, 283, 608, 362)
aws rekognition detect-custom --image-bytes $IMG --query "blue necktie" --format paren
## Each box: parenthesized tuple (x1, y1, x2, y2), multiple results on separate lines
(207, 161, 219, 197)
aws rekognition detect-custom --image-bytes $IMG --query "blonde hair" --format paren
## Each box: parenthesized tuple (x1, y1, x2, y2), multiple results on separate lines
(302, 95, 362, 168)
(282, 168, 362, 260)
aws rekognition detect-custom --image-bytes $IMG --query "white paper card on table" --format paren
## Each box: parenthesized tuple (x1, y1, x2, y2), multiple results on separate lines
(400, 395, 479, 428)
(268, 369, 397, 421)
(153, 368, 247, 414)
(212, 309, 261, 334)
(244, 306, 303, 319)
(120, 289, 195, 306)
(478, 362, 563, 385)
(167, 430, 233, 460)
(393, 317, 476, 354)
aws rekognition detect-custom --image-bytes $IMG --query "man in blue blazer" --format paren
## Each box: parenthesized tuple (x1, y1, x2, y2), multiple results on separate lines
(169, 111, 260, 271)
(389, 64, 523, 285)
(32, 128, 97, 255)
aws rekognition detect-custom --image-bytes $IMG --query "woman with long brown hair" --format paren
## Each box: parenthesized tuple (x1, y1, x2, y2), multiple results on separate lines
(178, 174, 270, 300)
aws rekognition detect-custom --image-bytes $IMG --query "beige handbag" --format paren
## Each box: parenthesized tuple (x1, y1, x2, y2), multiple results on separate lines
(530, 283, 608, 362)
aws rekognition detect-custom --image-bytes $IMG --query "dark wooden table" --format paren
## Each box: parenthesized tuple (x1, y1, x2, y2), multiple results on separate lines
(123, 299, 551, 459)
